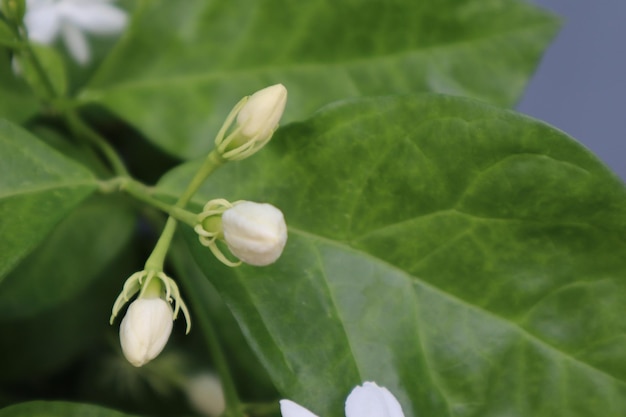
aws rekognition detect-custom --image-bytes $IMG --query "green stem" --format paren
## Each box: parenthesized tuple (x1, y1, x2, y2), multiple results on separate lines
(19, 32, 57, 100)
(142, 152, 223, 271)
(176, 150, 224, 208)
(241, 402, 281, 417)
(144, 216, 177, 271)
(65, 111, 130, 177)
(109, 177, 198, 226)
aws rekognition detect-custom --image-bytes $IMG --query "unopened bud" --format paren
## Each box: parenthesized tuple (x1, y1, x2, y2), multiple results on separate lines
(237, 83, 287, 141)
(222, 201, 287, 266)
(119, 297, 174, 367)
(215, 84, 287, 160)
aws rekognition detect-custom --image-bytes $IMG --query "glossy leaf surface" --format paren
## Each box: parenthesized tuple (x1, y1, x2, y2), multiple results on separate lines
(84, 0, 558, 158)
(0, 120, 97, 281)
(158, 95, 626, 417)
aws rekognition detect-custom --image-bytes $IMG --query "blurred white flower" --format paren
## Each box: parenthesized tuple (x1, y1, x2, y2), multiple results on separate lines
(119, 297, 173, 367)
(222, 201, 288, 266)
(24, 0, 127, 64)
(185, 373, 226, 417)
(280, 382, 404, 417)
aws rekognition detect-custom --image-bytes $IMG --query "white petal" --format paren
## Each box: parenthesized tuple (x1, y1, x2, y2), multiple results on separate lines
(119, 297, 173, 367)
(345, 382, 405, 417)
(58, 2, 127, 34)
(60, 23, 90, 64)
(24, 4, 61, 43)
(279, 400, 320, 417)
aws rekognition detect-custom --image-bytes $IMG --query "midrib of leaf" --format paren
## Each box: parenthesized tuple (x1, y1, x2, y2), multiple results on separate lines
(230, 268, 297, 379)
(0, 180, 97, 200)
(288, 226, 626, 389)
(84, 21, 555, 95)
(311, 243, 364, 380)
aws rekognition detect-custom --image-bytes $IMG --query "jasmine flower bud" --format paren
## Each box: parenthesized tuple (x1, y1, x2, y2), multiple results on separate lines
(119, 297, 173, 367)
(237, 84, 287, 141)
(185, 373, 226, 417)
(215, 84, 287, 160)
(221, 201, 287, 266)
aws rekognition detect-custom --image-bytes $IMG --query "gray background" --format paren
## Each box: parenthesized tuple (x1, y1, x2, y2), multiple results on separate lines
(518, 0, 625, 181)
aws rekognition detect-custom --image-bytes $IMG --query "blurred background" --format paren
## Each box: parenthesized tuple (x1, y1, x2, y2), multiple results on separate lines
(519, 0, 626, 181)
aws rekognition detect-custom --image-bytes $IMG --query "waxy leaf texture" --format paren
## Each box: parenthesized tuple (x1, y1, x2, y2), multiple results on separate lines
(158, 95, 626, 417)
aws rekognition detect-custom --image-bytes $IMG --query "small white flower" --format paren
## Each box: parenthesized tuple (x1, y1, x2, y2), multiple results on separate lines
(280, 382, 404, 417)
(185, 373, 226, 417)
(345, 382, 405, 417)
(119, 297, 173, 367)
(222, 201, 287, 266)
(24, 0, 127, 64)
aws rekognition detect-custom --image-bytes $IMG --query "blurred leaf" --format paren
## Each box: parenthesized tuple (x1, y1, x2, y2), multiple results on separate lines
(0, 21, 19, 47)
(0, 196, 136, 319)
(0, 51, 38, 122)
(0, 401, 140, 417)
(0, 241, 133, 382)
(158, 95, 626, 417)
(83, 0, 559, 158)
(19, 44, 67, 99)
(0, 119, 97, 281)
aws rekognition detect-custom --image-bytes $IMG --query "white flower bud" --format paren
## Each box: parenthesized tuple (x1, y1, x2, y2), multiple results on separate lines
(119, 297, 173, 367)
(185, 373, 226, 417)
(222, 201, 287, 266)
(237, 83, 287, 141)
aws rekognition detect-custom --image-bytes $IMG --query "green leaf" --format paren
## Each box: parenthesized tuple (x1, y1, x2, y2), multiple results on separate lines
(0, 50, 38, 123)
(0, 20, 19, 47)
(0, 233, 137, 382)
(83, 0, 559, 159)
(158, 95, 626, 417)
(19, 44, 67, 99)
(0, 119, 97, 281)
(0, 196, 136, 319)
(0, 401, 140, 417)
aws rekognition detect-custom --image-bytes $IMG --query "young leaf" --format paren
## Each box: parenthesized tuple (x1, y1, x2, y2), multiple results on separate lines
(0, 401, 140, 417)
(158, 95, 626, 417)
(83, 0, 559, 158)
(0, 120, 97, 281)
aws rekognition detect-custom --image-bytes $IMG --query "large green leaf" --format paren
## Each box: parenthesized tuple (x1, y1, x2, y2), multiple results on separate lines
(0, 401, 139, 417)
(157, 95, 626, 417)
(0, 119, 97, 281)
(0, 196, 136, 319)
(83, 0, 558, 159)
